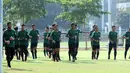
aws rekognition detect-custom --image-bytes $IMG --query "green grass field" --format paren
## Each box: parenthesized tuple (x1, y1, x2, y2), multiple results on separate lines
(3, 50, 130, 73)
(36, 41, 108, 48)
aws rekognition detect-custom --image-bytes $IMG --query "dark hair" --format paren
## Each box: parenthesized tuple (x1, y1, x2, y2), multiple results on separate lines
(7, 22, 11, 26)
(93, 25, 97, 28)
(71, 23, 75, 26)
(46, 26, 49, 29)
(52, 24, 56, 27)
(112, 26, 116, 28)
(3, 28, 6, 31)
(32, 24, 35, 26)
(14, 27, 18, 30)
(21, 24, 25, 26)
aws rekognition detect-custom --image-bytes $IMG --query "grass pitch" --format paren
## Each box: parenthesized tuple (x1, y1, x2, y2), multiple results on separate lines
(3, 50, 130, 73)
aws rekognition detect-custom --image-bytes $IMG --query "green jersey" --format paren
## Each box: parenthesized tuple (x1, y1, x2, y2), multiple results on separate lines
(66, 29, 76, 44)
(3, 29, 16, 47)
(124, 31, 130, 45)
(91, 31, 101, 45)
(51, 30, 61, 42)
(109, 31, 118, 43)
(29, 29, 39, 43)
(18, 30, 29, 46)
(44, 32, 49, 44)
(15, 30, 19, 45)
(75, 29, 81, 42)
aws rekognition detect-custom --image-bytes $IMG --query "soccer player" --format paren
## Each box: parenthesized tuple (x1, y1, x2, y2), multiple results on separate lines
(108, 26, 118, 60)
(50, 24, 61, 62)
(29, 24, 39, 59)
(47, 26, 53, 58)
(43, 27, 50, 57)
(123, 28, 130, 60)
(75, 24, 82, 60)
(91, 27, 101, 60)
(18, 24, 29, 61)
(66, 23, 76, 62)
(14, 26, 20, 60)
(3, 22, 15, 69)
(89, 25, 97, 59)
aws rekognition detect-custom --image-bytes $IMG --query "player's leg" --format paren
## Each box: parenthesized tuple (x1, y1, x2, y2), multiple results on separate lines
(68, 43, 71, 61)
(34, 43, 38, 59)
(114, 43, 117, 60)
(75, 42, 79, 60)
(96, 45, 100, 60)
(108, 43, 113, 59)
(31, 43, 35, 59)
(20, 45, 24, 61)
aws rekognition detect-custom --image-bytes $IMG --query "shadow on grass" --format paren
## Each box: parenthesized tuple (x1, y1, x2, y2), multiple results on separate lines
(11, 68, 32, 71)
(62, 60, 96, 64)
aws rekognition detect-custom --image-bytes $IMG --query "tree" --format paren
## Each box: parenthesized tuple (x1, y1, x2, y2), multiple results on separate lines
(52, 0, 108, 26)
(4, 0, 46, 24)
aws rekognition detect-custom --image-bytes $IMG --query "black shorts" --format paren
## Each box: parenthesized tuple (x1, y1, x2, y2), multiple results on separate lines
(75, 42, 79, 48)
(48, 40, 53, 48)
(68, 43, 76, 50)
(125, 44, 130, 49)
(52, 41, 60, 49)
(5, 47, 15, 56)
(15, 45, 19, 50)
(109, 42, 117, 49)
(44, 43, 49, 47)
(92, 45, 100, 50)
(31, 42, 38, 49)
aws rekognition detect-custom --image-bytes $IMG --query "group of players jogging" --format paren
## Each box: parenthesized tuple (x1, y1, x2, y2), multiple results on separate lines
(3, 22, 130, 69)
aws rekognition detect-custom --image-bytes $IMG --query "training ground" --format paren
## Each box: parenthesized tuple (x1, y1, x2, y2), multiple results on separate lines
(3, 42, 130, 73)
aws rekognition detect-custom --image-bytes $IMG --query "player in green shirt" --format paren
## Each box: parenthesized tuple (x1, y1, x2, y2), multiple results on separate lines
(14, 26, 20, 60)
(66, 23, 77, 62)
(89, 25, 97, 59)
(91, 27, 101, 60)
(108, 26, 118, 60)
(43, 27, 50, 57)
(18, 24, 29, 61)
(3, 22, 15, 69)
(123, 28, 130, 60)
(75, 24, 82, 60)
(29, 24, 39, 59)
(50, 24, 61, 62)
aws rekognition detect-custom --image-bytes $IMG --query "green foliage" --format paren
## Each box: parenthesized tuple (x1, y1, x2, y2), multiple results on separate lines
(4, 0, 46, 24)
(54, 0, 108, 25)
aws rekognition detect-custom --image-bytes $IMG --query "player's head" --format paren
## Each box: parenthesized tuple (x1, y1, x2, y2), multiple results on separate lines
(52, 24, 56, 30)
(45, 26, 49, 32)
(14, 26, 18, 31)
(95, 26, 98, 32)
(3, 28, 6, 31)
(93, 25, 97, 30)
(71, 23, 75, 29)
(112, 26, 116, 31)
(32, 24, 36, 30)
(21, 24, 25, 30)
(7, 22, 12, 29)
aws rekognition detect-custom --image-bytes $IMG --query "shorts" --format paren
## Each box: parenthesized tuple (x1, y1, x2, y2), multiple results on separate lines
(68, 43, 76, 50)
(125, 44, 130, 49)
(52, 41, 60, 49)
(109, 42, 117, 49)
(92, 45, 100, 50)
(44, 43, 49, 47)
(75, 42, 79, 48)
(31, 42, 38, 49)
